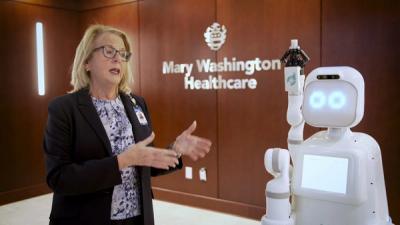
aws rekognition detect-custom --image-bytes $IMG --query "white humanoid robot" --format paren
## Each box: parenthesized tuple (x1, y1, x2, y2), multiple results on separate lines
(261, 40, 394, 225)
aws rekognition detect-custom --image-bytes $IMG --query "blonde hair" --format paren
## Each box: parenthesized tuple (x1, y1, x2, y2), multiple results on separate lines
(70, 24, 133, 94)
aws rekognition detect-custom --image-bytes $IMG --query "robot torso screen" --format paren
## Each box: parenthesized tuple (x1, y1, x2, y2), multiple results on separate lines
(301, 154, 349, 194)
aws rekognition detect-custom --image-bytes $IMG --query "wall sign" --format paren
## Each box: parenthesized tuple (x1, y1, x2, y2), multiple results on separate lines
(162, 22, 282, 90)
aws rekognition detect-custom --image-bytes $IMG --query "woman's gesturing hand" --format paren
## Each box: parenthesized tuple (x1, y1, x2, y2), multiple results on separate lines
(117, 132, 179, 170)
(172, 121, 212, 161)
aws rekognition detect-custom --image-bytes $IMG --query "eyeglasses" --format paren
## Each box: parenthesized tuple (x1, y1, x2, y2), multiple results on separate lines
(92, 45, 132, 62)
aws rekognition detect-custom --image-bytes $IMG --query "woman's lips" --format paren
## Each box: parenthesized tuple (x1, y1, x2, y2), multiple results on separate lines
(109, 68, 120, 75)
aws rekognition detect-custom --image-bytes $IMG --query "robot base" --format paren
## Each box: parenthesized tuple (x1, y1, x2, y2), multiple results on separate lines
(261, 215, 294, 225)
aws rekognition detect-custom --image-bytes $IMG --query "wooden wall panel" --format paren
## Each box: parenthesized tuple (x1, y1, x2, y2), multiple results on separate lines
(11, 0, 78, 10)
(216, 0, 321, 207)
(79, 2, 140, 94)
(10, 0, 137, 11)
(79, 0, 138, 11)
(322, 0, 400, 222)
(139, 0, 219, 197)
(0, 1, 78, 202)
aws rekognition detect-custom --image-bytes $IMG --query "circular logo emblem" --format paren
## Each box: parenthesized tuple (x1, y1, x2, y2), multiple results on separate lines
(204, 22, 227, 51)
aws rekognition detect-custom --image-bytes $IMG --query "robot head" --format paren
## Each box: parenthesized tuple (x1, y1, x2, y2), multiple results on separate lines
(302, 67, 364, 128)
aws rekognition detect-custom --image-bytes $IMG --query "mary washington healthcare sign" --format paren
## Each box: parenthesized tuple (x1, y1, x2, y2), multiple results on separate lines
(161, 23, 282, 90)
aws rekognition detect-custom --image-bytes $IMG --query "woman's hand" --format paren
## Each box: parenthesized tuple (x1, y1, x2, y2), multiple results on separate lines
(172, 121, 212, 161)
(117, 133, 179, 170)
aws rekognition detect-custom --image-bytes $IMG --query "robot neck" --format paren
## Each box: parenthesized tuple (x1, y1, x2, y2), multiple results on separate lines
(326, 127, 352, 141)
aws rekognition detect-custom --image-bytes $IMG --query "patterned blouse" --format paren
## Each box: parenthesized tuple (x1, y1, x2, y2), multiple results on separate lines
(91, 96, 141, 220)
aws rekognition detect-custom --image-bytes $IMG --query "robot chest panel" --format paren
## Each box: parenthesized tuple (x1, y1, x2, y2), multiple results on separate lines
(291, 143, 369, 206)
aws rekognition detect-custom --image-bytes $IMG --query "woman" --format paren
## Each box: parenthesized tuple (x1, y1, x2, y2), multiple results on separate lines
(43, 24, 212, 225)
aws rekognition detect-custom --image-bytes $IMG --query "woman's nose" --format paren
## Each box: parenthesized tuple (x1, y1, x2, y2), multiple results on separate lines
(111, 54, 122, 63)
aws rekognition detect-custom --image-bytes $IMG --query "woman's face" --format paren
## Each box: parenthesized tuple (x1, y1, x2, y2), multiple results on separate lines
(86, 32, 127, 91)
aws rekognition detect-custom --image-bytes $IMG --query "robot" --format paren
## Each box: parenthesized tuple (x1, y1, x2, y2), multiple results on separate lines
(261, 40, 394, 225)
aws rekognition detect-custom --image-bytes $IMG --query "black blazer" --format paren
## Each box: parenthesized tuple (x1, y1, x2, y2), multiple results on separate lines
(43, 88, 182, 225)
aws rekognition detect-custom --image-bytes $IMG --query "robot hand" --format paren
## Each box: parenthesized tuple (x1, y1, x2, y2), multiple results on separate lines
(282, 39, 308, 96)
(281, 39, 310, 68)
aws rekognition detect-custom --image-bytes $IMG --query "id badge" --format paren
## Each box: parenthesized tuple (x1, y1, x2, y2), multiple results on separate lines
(133, 105, 148, 125)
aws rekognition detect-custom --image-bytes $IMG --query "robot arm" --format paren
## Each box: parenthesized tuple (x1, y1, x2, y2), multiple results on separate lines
(262, 148, 293, 225)
(281, 40, 309, 148)
(264, 148, 290, 190)
(262, 40, 310, 225)
(287, 88, 305, 145)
